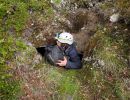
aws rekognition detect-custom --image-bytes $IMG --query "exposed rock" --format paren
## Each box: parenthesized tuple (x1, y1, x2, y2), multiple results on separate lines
(110, 13, 120, 23)
(73, 32, 90, 53)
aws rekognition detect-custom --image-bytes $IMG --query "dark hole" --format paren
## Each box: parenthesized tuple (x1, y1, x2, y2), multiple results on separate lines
(36, 46, 46, 56)
(79, 53, 83, 61)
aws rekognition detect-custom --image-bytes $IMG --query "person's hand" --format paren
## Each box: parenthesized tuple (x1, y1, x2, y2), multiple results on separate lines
(56, 57, 67, 67)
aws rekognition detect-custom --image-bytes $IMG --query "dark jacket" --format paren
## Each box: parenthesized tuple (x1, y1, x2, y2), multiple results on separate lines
(43, 44, 82, 69)
(64, 44, 82, 69)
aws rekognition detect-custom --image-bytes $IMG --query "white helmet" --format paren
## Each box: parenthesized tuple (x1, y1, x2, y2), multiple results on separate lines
(55, 32, 74, 45)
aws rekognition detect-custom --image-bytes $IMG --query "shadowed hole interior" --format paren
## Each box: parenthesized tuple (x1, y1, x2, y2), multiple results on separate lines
(36, 47, 46, 56)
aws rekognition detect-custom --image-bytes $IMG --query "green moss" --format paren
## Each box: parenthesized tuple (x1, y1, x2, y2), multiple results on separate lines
(0, 32, 28, 100)
(58, 70, 80, 94)
(100, 2, 114, 10)
(52, 0, 62, 4)
(0, 0, 53, 35)
(115, 0, 130, 9)
(0, 79, 20, 100)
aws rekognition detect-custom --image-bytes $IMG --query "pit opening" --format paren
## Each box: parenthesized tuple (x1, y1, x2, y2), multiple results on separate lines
(36, 46, 46, 57)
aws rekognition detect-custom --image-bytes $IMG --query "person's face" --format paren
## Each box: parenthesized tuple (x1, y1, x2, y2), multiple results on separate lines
(57, 41, 62, 47)
(57, 41, 68, 49)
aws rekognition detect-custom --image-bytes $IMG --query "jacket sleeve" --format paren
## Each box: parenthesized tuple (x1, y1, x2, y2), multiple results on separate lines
(65, 51, 82, 69)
